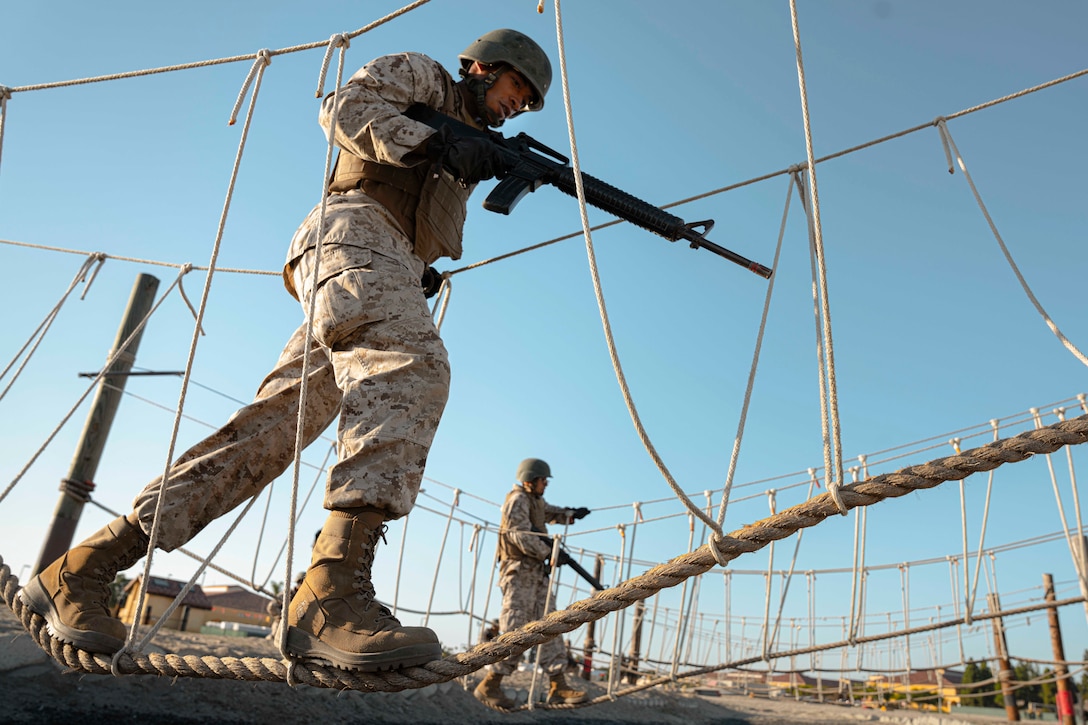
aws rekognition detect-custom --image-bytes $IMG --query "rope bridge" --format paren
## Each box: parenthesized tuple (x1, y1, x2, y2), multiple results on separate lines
(3, 412, 1086, 700)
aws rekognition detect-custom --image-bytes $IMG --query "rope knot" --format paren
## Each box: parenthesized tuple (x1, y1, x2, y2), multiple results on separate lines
(826, 481, 848, 516)
(707, 531, 730, 567)
(256, 48, 272, 66)
(787, 162, 808, 174)
(330, 33, 351, 49)
(0, 85, 11, 101)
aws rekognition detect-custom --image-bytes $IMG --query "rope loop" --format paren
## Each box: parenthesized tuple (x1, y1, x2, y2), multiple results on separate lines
(78, 253, 108, 300)
(229, 49, 273, 125)
(175, 265, 204, 334)
(315, 33, 351, 98)
(933, 117, 955, 175)
(826, 480, 848, 516)
(109, 648, 126, 677)
(707, 530, 730, 567)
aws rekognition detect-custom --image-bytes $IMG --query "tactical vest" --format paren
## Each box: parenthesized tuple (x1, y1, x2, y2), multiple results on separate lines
(497, 487, 547, 563)
(327, 81, 479, 265)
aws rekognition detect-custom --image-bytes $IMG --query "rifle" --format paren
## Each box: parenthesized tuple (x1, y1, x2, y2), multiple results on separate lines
(550, 546, 605, 592)
(406, 104, 773, 279)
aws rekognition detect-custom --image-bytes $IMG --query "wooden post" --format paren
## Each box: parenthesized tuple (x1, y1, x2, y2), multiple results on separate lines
(581, 555, 603, 680)
(987, 592, 1020, 722)
(1044, 573, 1075, 725)
(32, 273, 160, 575)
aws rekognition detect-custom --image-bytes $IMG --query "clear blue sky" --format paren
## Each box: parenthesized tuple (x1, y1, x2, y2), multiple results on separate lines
(1, 0, 1086, 675)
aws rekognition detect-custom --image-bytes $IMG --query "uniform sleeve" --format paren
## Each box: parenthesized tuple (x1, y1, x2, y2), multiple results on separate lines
(544, 502, 574, 526)
(318, 52, 448, 167)
(501, 494, 553, 561)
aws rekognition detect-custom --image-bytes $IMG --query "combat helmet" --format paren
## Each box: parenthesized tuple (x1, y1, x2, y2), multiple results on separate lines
(516, 457, 552, 482)
(459, 28, 552, 125)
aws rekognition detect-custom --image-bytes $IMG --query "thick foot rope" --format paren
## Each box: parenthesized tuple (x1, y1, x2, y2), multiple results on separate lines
(2, 413, 1086, 695)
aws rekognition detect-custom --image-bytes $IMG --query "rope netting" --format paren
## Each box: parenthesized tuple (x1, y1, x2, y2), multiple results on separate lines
(2, 0, 1087, 710)
(2, 412, 1086, 699)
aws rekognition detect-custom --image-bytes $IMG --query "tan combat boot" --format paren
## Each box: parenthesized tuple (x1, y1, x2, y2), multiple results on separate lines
(473, 670, 515, 710)
(547, 671, 587, 704)
(286, 510, 441, 671)
(20, 514, 149, 653)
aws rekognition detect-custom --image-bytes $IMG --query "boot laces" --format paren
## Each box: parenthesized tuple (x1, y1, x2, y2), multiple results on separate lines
(351, 525, 398, 625)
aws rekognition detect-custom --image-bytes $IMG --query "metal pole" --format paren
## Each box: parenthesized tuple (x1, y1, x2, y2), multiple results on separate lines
(626, 598, 644, 684)
(1044, 574, 1075, 725)
(32, 273, 159, 574)
(987, 592, 1020, 722)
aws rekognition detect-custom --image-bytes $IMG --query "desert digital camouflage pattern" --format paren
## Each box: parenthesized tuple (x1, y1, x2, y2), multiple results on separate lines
(491, 486, 575, 675)
(131, 53, 472, 549)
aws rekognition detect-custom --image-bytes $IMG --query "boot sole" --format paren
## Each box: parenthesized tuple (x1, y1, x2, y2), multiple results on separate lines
(474, 694, 516, 711)
(285, 626, 441, 671)
(19, 578, 125, 654)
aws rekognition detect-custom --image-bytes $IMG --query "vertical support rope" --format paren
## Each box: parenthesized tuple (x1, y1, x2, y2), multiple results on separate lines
(806, 571, 818, 681)
(0, 268, 188, 512)
(255, 442, 334, 592)
(899, 562, 912, 704)
(723, 571, 732, 666)
(551, 0, 732, 560)
(0, 253, 105, 405)
(464, 523, 484, 651)
(788, 0, 845, 511)
(530, 533, 567, 710)
(423, 490, 459, 627)
(613, 518, 639, 687)
(607, 524, 627, 696)
(669, 514, 696, 680)
(281, 38, 349, 668)
(135, 50, 273, 658)
(0, 85, 10, 172)
(947, 557, 967, 664)
(767, 475, 819, 657)
(392, 514, 411, 617)
(714, 172, 792, 532)
(935, 119, 1088, 368)
(846, 459, 868, 643)
(1053, 407, 1088, 624)
(760, 490, 777, 662)
(1033, 409, 1088, 625)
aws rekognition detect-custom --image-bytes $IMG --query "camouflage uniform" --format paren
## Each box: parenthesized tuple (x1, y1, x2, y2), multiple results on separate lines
(132, 52, 479, 550)
(492, 485, 577, 676)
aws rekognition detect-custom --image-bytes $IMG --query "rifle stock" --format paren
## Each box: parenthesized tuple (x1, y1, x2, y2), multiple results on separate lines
(405, 104, 772, 279)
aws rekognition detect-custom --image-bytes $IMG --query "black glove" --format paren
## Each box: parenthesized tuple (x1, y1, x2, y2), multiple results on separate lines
(570, 507, 591, 521)
(426, 128, 507, 186)
(420, 266, 442, 298)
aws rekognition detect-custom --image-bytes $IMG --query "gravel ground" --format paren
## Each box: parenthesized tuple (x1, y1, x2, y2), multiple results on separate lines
(0, 597, 1005, 725)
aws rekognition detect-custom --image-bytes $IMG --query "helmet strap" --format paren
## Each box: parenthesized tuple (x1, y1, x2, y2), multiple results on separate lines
(459, 65, 506, 128)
